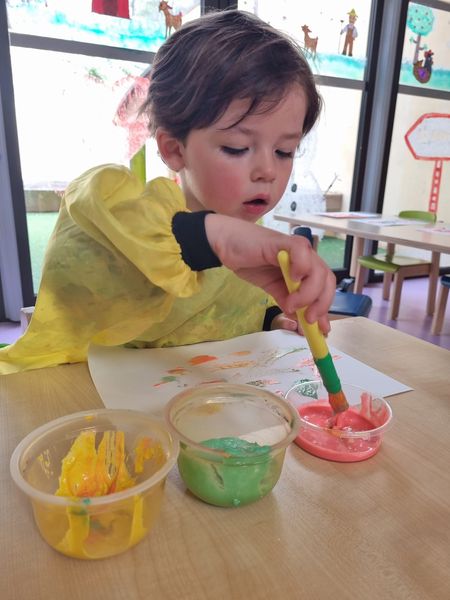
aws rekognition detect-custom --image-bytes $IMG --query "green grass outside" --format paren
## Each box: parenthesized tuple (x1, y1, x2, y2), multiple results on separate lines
(317, 236, 345, 270)
(26, 212, 346, 292)
(27, 212, 59, 292)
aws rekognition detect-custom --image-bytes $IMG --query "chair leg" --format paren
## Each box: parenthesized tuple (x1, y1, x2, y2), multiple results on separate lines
(431, 284, 449, 335)
(382, 273, 393, 301)
(389, 273, 404, 320)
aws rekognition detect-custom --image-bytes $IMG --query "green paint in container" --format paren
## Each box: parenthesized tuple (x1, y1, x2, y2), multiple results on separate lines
(165, 384, 300, 508)
(178, 436, 283, 507)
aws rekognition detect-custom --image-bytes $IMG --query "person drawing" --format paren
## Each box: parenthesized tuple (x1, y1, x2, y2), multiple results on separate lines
(0, 10, 336, 374)
(341, 8, 358, 57)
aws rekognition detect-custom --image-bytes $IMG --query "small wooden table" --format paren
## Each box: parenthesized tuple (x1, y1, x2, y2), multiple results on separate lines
(274, 213, 450, 316)
(1, 318, 449, 600)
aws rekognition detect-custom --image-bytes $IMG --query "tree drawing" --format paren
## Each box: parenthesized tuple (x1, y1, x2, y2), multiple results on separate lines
(407, 3, 434, 64)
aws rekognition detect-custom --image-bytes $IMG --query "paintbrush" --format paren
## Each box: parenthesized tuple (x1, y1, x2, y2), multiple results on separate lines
(277, 250, 349, 415)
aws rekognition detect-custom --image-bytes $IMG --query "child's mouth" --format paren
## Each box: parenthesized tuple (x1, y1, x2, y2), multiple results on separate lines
(244, 198, 268, 206)
(243, 198, 268, 216)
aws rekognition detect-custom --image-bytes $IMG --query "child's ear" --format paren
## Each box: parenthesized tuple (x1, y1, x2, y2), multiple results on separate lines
(156, 128, 185, 172)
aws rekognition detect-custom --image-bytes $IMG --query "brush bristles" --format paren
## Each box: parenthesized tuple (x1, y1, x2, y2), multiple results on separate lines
(328, 390, 349, 414)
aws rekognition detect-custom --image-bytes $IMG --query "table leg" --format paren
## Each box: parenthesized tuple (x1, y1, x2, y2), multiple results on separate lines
(427, 252, 440, 316)
(351, 236, 365, 279)
(431, 280, 449, 335)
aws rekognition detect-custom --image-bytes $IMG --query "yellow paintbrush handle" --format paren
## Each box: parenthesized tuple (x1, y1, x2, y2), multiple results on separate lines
(278, 250, 348, 412)
(277, 250, 328, 359)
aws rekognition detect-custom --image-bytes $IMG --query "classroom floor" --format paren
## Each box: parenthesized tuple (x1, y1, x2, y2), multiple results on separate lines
(359, 276, 450, 350)
(1, 276, 449, 350)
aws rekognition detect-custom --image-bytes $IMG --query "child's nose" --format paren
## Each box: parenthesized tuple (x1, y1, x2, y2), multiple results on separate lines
(251, 152, 276, 182)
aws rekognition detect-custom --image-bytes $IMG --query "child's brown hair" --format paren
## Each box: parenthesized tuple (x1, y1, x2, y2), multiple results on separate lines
(142, 10, 321, 142)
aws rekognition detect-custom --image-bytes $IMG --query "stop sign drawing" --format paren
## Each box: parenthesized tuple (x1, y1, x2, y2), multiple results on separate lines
(404, 113, 450, 213)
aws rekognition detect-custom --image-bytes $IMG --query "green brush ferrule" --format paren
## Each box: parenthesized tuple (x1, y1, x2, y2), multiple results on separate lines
(314, 354, 342, 394)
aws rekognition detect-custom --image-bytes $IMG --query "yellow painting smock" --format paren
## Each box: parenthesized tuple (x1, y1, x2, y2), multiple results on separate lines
(0, 164, 272, 374)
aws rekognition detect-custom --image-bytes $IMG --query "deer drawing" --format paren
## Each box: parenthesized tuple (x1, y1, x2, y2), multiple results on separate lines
(159, 1, 182, 38)
(301, 25, 318, 56)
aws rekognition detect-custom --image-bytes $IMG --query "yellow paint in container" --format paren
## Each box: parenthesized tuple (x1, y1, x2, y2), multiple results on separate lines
(10, 410, 179, 559)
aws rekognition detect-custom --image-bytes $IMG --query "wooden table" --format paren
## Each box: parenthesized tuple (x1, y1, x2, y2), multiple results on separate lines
(1, 318, 449, 600)
(274, 213, 450, 315)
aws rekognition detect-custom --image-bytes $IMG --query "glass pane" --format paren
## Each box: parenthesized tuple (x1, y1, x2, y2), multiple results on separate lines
(382, 94, 450, 267)
(238, 0, 373, 79)
(12, 47, 147, 183)
(11, 47, 169, 291)
(264, 86, 362, 269)
(6, 0, 201, 52)
(400, 2, 450, 92)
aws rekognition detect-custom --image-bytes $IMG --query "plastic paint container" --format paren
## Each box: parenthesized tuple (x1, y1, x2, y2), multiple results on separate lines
(165, 383, 299, 507)
(285, 381, 393, 462)
(10, 409, 179, 559)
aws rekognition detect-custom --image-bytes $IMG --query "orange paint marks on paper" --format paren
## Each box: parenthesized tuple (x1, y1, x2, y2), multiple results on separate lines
(188, 355, 218, 365)
(296, 357, 316, 368)
(168, 367, 189, 375)
(215, 360, 257, 370)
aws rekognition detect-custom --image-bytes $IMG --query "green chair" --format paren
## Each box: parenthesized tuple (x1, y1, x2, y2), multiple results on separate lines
(355, 210, 437, 320)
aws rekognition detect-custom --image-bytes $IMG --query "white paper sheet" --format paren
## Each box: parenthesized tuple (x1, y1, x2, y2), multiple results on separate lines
(87, 330, 412, 416)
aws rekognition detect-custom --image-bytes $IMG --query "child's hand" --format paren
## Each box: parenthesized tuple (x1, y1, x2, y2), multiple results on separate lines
(270, 313, 299, 333)
(205, 214, 336, 334)
(270, 313, 328, 338)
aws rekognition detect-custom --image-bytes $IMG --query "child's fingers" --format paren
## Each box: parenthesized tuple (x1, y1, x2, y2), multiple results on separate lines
(317, 314, 331, 336)
(304, 270, 336, 321)
(270, 313, 298, 332)
(284, 267, 335, 317)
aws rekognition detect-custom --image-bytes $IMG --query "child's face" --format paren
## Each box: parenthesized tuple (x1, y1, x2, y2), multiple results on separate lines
(178, 84, 307, 222)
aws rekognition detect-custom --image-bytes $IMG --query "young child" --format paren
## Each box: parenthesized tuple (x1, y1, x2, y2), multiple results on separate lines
(0, 10, 335, 374)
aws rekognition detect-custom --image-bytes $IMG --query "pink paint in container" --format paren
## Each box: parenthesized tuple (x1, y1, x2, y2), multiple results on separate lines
(285, 381, 393, 462)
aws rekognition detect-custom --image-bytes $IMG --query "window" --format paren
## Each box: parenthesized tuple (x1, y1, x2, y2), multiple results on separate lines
(239, 0, 375, 270)
(7, 0, 201, 52)
(381, 1, 450, 267)
(4, 1, 204, 295)
(239, 0, 372, 80)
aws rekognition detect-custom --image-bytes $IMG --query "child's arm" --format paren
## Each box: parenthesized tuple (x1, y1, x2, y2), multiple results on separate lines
(173, 214, 309, 334)
(204, 214, 335, 334)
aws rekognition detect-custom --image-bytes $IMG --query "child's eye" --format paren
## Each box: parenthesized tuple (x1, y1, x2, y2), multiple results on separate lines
(221, 146, 247, 156)
(276, 150, 294, 159)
